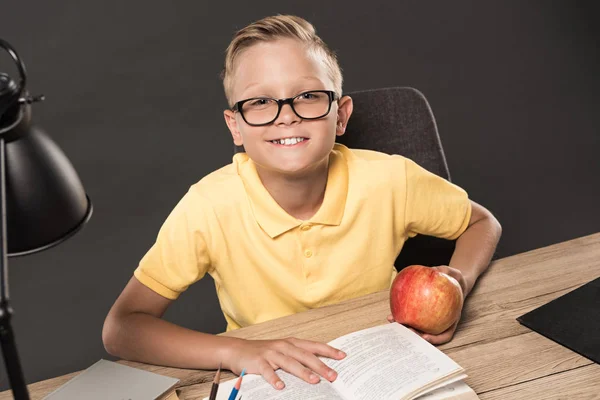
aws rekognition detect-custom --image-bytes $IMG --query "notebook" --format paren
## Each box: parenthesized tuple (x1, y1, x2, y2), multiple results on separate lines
(43, 359, 180, 400)
(517, 277, 600, 364)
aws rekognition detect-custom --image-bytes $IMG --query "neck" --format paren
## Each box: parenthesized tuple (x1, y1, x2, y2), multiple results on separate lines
(255, 159, 329, 221)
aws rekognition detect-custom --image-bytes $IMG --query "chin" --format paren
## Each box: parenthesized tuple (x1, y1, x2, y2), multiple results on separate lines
(264, 156, 323, 176)
(275, 161, 314, 175)
(250, 144, 332, 175)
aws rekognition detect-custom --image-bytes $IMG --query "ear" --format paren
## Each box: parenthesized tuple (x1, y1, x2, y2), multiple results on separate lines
(336, 95, 353, 137)
(224, 109, 244, 146)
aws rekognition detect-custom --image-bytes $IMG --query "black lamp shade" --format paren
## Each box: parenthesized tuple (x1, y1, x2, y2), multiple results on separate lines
(0, 38, 94, 400)
(5, 108, 92, 256)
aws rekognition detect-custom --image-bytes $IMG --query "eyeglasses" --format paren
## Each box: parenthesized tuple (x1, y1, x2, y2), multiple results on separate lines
(231, 90, 338, 126)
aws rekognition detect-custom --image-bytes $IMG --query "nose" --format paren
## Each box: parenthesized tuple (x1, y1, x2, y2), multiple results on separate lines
(275, 102, 300, 126)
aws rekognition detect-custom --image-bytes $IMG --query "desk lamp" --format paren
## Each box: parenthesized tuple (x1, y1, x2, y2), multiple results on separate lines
(0, 38, 93, 399)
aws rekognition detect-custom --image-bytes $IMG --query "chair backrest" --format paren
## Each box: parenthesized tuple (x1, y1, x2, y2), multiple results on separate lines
(337, 87, 456, 270)
(338, 87, 451, 179)
(234, 87, 456, 270)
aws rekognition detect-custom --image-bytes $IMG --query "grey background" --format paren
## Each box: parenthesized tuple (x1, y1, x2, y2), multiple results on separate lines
(1, 0, 599, 390)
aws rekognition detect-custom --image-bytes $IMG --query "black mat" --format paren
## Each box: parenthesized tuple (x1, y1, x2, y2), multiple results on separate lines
(517, 277, 600, 364)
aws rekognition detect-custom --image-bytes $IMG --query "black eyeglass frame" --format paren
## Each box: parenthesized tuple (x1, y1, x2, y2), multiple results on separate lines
(231, 90, 339, 127)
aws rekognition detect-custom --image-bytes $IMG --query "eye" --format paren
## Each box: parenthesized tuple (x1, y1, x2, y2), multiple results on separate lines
(300, 92, 316, 100)
(249, 98, 271, 106)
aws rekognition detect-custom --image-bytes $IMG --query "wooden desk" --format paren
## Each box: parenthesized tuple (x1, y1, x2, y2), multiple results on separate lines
(4, 233, 600, 399)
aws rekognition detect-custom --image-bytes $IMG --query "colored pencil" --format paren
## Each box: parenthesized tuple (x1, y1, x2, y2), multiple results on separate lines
(227, 368, 246, 400)
(208, 363, 222, 400)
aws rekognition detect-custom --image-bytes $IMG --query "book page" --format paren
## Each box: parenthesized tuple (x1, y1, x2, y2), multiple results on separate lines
(203, 370, 346, 400)
(322, 324, 464, 400)
(414, 381, 480, 400)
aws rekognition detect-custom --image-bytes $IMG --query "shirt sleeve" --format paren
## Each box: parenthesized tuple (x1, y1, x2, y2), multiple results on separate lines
(403, 158, 472, 240)
(134, 187, 212, 299)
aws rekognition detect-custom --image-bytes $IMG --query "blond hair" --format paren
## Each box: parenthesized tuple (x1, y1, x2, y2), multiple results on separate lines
(222, 15, 343, 106)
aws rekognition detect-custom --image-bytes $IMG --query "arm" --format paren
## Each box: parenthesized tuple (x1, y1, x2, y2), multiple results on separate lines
(102, 276, 237, 368)
(102, 276, 346, 390)
(388, 200, 502, 344)
(448, 200, 502, 297)
(424, 200, 501, 344)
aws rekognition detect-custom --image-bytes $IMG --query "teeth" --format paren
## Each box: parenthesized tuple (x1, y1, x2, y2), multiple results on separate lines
(271, 137, 305, 146)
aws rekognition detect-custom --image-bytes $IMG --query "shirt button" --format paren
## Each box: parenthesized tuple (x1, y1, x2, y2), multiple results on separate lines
(301, 225, 311, 231)
(304, 250, 313, 258)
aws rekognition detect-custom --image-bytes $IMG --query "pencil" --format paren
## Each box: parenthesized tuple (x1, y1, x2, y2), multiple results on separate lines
(208, 363, 222, 400)
(227, 368, 246, 400)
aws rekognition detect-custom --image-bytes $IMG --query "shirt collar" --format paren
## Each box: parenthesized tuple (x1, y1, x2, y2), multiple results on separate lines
(235, 146, 348, 238)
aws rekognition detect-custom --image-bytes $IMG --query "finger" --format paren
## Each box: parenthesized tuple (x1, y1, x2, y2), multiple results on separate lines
(402, 324, 448, 345)
(422, 321, 458, 345)
(288, 338, 346, 360)
(387, 314, 395, 323)
(279, 340, 341, 382)
(435, 266, 467, 294)
(422, 330, 453, 345)
(434, 265, 455, 279)
(446, 267, 464, 282)
(257, 360, 286, 390)
(268, 349, 324, 384)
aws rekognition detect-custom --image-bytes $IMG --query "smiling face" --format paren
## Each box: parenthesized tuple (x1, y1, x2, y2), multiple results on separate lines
(224, 38, 352, 177)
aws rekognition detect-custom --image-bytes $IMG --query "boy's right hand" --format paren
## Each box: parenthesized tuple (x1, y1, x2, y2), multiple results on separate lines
(226, 337, 346, 390)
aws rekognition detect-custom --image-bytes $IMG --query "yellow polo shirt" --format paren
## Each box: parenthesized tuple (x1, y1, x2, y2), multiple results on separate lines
(134, 144, 471, 331)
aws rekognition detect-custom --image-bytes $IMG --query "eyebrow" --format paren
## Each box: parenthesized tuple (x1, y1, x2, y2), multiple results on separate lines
(241, 76, 324, 95)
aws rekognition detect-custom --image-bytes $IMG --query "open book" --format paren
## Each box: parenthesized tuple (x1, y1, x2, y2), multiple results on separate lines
(205, 323, 478, 400)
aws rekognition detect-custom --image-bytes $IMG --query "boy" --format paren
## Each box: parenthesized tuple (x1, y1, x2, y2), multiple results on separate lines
(102, 15, 501, 391)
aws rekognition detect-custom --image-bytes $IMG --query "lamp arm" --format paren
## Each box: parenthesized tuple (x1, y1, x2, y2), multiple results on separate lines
(0, 138, 30, 399)
(0, 39, 27, 96)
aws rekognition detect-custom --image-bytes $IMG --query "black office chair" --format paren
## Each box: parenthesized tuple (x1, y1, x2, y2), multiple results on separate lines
(336, 87, 457, 271)
(234, 87, 457, 271)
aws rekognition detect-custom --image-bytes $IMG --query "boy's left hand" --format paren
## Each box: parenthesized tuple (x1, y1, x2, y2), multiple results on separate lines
(386, 266, 467, 345)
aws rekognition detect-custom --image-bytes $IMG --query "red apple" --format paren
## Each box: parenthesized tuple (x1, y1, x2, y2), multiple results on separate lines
(390, 265, 463, 335)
